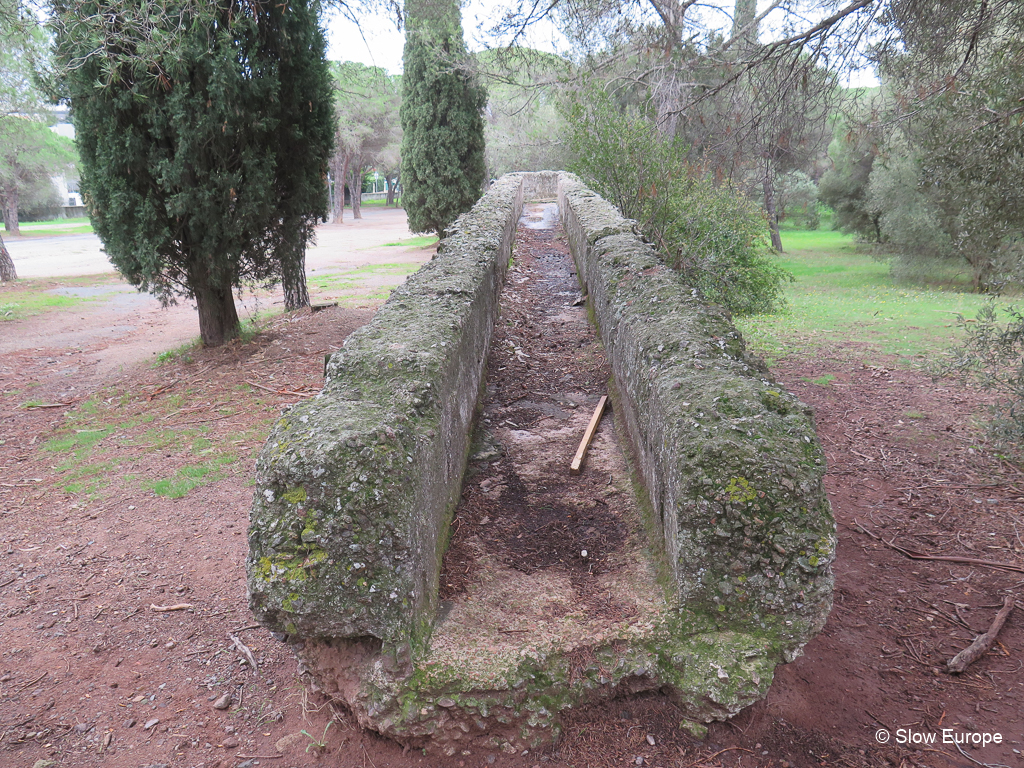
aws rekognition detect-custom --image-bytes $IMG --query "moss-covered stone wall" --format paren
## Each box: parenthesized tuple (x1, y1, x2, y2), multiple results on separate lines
(557, 175, 835, 657)
(246, 175, 525, 650)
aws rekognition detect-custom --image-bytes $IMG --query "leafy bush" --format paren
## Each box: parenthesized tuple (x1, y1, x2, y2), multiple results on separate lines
(945, 303, 1024, 445)
(561, 87, 791, 315)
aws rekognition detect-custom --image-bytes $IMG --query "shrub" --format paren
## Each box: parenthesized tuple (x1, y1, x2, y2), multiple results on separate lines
(945, 303, 1024, 446)
(561, 87, 791, 315)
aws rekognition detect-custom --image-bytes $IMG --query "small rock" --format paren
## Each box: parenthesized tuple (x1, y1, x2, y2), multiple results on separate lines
(143, 718, 160, 730)
(212, 693, 232, 710)
(275, 731, 308, 752)
(634, 758, 644, 766)
(221, 736, 240, 748)
(73, 723, 93, 734)
(123, 718, 136, 728)
(238, 761, 256, 768)
(437, 697, 456, 708)
(164, 641, 176, 650)
(487, 755, 496, 765)
(646, 734, 655, 746)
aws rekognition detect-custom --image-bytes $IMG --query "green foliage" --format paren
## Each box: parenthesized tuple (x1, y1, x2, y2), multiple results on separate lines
(818, 116, 884, 242)
(330, 61, 401, 220)
(0, 122, 77, 230)
(400, 0, 486, 236)
(562, 88, 791, 315)
(945, 303, 1024, 446)
(53, 0, 334, 345)
(870, 2, 1024, 292)
(776, 171, 820, 230)
(866, 151, 963, 284)
(0, 13, 74, 236)
(476, 48, 571, 177)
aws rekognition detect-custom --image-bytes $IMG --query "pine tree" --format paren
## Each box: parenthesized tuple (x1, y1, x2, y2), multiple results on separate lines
(400, 0, 486, 236)
(53, 1, 334, 343)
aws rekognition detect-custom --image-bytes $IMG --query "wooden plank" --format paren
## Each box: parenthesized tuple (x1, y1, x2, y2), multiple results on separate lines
(570, 395, 608, 475)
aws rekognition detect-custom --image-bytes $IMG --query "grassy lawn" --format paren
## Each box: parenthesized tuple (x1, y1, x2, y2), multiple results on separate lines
(0, 283, 88, 321)
(13, 216, 94, 236)
(380, 234, 437, 248)
(734, 228, 1002, 365)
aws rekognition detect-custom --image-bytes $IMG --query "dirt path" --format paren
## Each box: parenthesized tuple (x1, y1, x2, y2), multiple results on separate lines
(5, 208, 417, 278)
(1, 214, 1023, 768)
(0, 209, 433, 386)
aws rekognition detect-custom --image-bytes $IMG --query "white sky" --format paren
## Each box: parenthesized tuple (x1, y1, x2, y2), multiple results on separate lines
(324, 1, 571, 74)
(324, 1, 879, 86)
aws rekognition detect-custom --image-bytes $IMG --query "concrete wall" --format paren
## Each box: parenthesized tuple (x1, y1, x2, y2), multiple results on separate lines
(246, 175, 525, 650)
(557, 174, 835, 653)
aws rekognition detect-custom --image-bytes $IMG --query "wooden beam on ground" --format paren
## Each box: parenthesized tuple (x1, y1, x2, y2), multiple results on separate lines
(570, 395, 608, 475)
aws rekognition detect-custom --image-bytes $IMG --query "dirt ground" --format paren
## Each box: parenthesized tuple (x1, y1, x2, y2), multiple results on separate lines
(1, 214, 1023, 768)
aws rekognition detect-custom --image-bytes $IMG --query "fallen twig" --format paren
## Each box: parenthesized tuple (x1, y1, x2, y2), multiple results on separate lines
(684, 747, 754, 767)
(229, 633, 259, 672)
(947, 596, 1015, 674)
(146, 380, 179, 400)
(854, 520, 1024, 574)
(236, 756, 283, 760)
(150, 603, 193, 613)
(952, 739, 1012, 768)
(13, 672, 46, 694)
(244, 380, 314, 398)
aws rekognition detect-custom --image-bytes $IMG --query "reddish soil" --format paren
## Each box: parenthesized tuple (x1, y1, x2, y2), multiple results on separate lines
(2, 259, 1023, 767)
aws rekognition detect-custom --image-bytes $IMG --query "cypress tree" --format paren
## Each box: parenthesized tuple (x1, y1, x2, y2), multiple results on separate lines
(53, 1, 334, 344)
(269, 2, 335, 311)
(400, 0, 486, 236)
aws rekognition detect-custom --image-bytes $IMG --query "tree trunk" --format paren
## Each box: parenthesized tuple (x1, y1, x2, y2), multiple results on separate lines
(335, 156, 349, 222)
(190, 258, 240, 346)
(386, 172, 398, 206)
(0, 233, 16, 282)
(3, 188, 19, 235)
(763, 168, 784, 252)
(349, 167, 362, 220)
(281, 232, 310, 311)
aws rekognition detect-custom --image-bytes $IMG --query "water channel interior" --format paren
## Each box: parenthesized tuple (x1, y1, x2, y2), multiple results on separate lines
(428, 202, 666, 666)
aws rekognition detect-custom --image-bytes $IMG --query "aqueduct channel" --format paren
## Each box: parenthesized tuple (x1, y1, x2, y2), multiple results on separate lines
(246, 172, 836, 754)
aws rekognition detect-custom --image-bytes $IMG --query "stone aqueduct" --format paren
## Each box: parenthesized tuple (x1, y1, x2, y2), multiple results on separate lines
(245, 172, 836, 753)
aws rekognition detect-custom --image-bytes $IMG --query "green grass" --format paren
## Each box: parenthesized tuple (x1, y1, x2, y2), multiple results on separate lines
(380, 235, 437, 248)
(0, 290, 85, 321)
(15, 217, 94, 236)
(735, 229, 1003, 365)
(800, 374, 836, 387)
(149, 454, 238, 498)
(308, 262, 420, 304)
(43, 426, 116, 456)
(156, 338, 202, 365)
